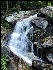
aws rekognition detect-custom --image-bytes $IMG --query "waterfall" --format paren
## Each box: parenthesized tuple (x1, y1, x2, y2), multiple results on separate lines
(8, 13, 38, 66)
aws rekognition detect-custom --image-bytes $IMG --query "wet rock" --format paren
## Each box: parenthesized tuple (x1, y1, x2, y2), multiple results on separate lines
(5, 12, 24, 23)
(32, 59, 53, 69)
(31, 17, 48, 29)
(5, 15, 16, 23)
(32, 57, 44, 70)
(8, 51, 14, 57)
(5, 11, 32, 23)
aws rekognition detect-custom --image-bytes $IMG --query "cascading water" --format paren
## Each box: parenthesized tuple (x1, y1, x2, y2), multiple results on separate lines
(8, 13, 38, 66)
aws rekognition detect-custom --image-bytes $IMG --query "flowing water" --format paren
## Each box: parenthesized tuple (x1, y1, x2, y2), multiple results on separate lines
(8, 13, 38, 66)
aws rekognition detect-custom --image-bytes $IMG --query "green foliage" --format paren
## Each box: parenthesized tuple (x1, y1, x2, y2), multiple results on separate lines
(1, 17, 14, 29)
(1, 17, 12, 29)
(51, 1, 53, 5)
(35, 1, 43, 5)
(9, 7, 17, 12)
(48, 1, 51, 6)
(2, 22, 10, 29)
(49, 13, 53, 17)
(21, 1, 47, 10)
(1, 57, 9, 70)
(1, 1, 53, 13)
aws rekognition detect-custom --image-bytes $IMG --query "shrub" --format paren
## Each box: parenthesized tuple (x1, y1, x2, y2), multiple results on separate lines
(48, 1, 51, 6)
(1, 57, 9, 70)
(2, 22, 10, 29)
(9, 7, 17, 12)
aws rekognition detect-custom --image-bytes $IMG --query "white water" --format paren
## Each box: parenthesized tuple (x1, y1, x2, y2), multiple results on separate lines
(8, 13, 38, 66)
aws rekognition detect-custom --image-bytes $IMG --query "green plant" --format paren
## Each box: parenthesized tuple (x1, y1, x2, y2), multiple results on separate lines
(49, 13, 53, 17)
(36, 1, 42, 5)
(2, 22, 10, 29)
(48, 1, 51, 6)
(9, 7, 17, 12)
(1, 57, 9, 70)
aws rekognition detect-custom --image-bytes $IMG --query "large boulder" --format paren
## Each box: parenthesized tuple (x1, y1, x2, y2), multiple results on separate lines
(38, 6, 53, 24)
(40, 6, 53, 17)
(31, 17, 48, 29)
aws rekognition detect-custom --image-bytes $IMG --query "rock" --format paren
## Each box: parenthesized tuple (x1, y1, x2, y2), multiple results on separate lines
(1, 26, 7, 35)
(34, 42, 38, 44)
(42, 36, 53, 48)
(10, 59, 18, 70)
(47, 53, 53, 63)
(5, 11, 32, 23)
(5, 12, 24, 23)
(38, 6, 53, 24)
(40, 6, 53, 17)
(31, 17, 48, 29)
(18, 64, 22, 70)
(25, 11, 31, 15)
(5, 15, 15, 23)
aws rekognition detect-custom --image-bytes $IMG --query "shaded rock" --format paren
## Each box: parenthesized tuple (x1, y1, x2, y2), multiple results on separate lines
(47, 53, 53, 63)
(31, 17, 48, 29)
